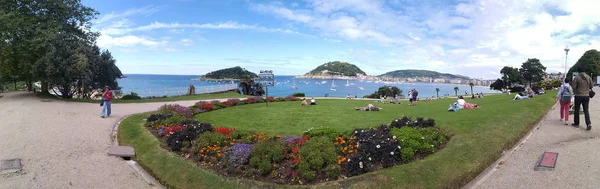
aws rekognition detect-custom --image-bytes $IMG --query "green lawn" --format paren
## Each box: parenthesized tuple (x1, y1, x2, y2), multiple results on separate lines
(119, 91, 557, 189)
(41, 92, 246, 103)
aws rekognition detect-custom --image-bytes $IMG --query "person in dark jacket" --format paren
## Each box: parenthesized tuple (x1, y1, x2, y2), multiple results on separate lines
(571, 67, 594, 130)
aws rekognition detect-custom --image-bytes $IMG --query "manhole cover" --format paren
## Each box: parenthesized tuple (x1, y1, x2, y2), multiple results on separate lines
(1, 158, 22, 172)
(535, 152, 558, 171)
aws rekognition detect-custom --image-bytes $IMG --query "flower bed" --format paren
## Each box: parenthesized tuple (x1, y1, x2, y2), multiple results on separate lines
(143, 98, 450, 185)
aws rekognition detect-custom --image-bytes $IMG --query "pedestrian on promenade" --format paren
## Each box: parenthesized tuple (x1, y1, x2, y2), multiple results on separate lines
(557, 77, 573, 125)
(571, 67, 594, 130)
(100, 86, 113, 118)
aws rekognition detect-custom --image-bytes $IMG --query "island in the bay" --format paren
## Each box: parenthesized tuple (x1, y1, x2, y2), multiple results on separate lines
(194, 66, 258, 81)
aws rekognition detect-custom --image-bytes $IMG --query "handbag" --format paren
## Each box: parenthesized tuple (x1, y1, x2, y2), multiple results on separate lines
(100, 98, 105, 106)
(585, 75, 595, 98)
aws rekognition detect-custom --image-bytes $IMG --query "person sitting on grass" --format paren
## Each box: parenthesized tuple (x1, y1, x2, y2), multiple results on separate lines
(457, 96, 479, 109)
(301, 98, 307, 106)
(310, 97, 317, 105)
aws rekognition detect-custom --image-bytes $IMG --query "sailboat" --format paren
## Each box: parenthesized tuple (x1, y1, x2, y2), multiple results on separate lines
(358, 83, 364, 90)
(330, 80, 337, 91)
(292, 80, 298, 89)
(345, 80, 350, 87)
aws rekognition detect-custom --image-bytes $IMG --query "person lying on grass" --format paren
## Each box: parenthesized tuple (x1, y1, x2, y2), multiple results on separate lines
(355, 104, 381, 111)
(457, 96, 479, 109)
(513, 93, 533, 100)
(301, 98, 307, 106)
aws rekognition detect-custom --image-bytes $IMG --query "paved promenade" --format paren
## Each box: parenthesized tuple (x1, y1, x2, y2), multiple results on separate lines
(0, 92, 216, 189)
(467, 91, 600, 189)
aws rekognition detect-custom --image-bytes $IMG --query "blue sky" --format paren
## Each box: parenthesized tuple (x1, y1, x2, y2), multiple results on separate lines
(83, 0, 600, 79)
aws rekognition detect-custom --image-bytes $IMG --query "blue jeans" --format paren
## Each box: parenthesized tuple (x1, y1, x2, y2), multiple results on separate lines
(100, 101, 112, 117)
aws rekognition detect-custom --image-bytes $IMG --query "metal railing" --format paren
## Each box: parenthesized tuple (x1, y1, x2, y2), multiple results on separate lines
(117, 84, 238, 98)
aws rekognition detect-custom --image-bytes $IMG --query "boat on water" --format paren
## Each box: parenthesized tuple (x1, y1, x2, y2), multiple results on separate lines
(321, 81, 327, 84)
(292, 80, 298, 89)
(331, 80, 337, 91)
(345, 80, 350, 87)
(358, 83, 364, 90)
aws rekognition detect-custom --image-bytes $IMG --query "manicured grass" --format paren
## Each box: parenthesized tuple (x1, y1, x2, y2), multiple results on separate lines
(41, 92, 246, 103)
(119, 92, 557, 189)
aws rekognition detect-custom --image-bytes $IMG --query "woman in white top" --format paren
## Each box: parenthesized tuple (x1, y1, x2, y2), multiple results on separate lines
(310, 97, 316, 105)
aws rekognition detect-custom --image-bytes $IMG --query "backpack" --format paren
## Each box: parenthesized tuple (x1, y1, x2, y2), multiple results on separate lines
(560, 85, 572, 102)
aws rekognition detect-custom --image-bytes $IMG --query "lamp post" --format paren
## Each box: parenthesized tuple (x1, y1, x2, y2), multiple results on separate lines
(259, 70, 274, 108)
(564, 46, 570, 78)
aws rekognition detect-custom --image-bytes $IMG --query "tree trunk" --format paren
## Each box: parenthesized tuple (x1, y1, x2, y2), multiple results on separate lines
(13, 80, 17, 90)
(40, 81, 50, 95)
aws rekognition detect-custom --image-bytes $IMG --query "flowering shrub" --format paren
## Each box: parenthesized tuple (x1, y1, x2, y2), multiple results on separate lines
(165, 121, 213, 151)
(226, 98, 241, 105)
(245, 99, 255, 104)
(304, 127, 341, 141)
(297, 136, 338, 180)
(285, 96, 298, 101)
(212, 102, 228, 109)
(222, 143, 254, 168)
(222, 101, 234, 106)
(249, 140, 287, 175)
(194, 132, 229, 159)
(193, 108, 206, 115)
(197, 103, 214, 111)
(390, 127, 447, 161)
(344, 125, 401, 176)
(173, 106, 194, 118)
(214, 127, 236, 135)
(334, 136, 357, 164)
(147, 113, 173, 122)
(390, 116, 436, 128)
(267, 97, 275, 102)
(248, 96, 262, 102)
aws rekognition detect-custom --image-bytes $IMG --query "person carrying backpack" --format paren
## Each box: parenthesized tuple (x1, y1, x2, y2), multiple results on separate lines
(557, 77, 573, 125)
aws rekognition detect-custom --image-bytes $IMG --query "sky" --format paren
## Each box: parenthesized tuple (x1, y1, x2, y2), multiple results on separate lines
(83, 0, 600, 79)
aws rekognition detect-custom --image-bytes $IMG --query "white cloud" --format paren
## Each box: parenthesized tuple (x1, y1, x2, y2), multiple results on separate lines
(97, 35, 160, 47)
(250, 0, 600, 79)
(95, 5, 162, 24)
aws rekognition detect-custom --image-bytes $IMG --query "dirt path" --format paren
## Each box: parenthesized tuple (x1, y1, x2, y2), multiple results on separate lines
(0, 92, 232, 189)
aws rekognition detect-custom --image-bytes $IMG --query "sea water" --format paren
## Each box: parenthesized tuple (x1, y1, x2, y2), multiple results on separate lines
(118, 74, 499, 98)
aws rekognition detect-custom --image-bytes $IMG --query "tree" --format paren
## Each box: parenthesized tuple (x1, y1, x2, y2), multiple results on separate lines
(363, 86, 402, 98)
(567, 49, 600, 79)
(435, 88, 440, 98)
(453, 86, 459, 96)
(519, 58, 547, 87)
(500, 66, 521, 87)
(469, 82, 474, 95)
(490, 79, 504, 91)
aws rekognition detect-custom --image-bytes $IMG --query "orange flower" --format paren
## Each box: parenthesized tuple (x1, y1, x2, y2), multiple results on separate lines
(348, 150, 353, 153)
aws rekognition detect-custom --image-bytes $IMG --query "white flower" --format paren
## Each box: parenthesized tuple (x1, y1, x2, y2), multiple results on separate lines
(431, 145, 434, 147)
(394, 119, 398, 122)
(397, 146, 402, 150)
(368, 157, 372, 161)
(401, 139, 404, 142)
(421, 137, 425, 140)
(359, 161, 363, 169)
(387, 138, 390, 141)
(393, 135, 397, 139)
(355, 131, 358, 134)
(347, 159, 351, 162)
(361, 130, 364, 133)
(390, 152, 395, 155)
(376, 145, 381, 149)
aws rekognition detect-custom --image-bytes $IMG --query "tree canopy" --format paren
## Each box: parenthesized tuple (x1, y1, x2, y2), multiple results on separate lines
(500, 66, 521, 87)
(0, 0, 122, 98)
(567, 49, 600, 79)
(363, 86, 402, 98)
(306, 61, 366, 76)
(519, 58, 546, 86)
(202, 66, 258, 79)
(489, 79, 504, 91)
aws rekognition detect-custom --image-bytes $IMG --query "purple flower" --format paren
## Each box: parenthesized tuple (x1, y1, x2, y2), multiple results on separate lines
(282, 136, 302, 145)
(248, 96, 262, 102)
(158, 127, 167, 136)
(227, 98, 241, 105)
(173, 106, 193, 118)
(194, 108, 206, 114)
(223, 143, 254, 168)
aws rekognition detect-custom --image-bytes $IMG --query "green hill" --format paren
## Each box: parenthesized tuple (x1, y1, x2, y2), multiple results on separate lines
(378, 70, 469, 79)
(201, 66, 257, 80)
(305, 61, 366, 76)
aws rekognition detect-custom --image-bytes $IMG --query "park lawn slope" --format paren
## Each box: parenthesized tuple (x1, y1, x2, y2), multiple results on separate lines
(120, 91, 556, 188)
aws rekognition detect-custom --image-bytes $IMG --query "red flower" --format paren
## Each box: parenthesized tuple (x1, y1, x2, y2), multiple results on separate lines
(214, 127, 236, 135)
(292, 170, 298, 177)
(267, 97, 275, 102)
(245, 99, 254, 104)
(222, 101, 233, 106)
(283, 151, 289, 157)
(198, 103, 213, 110)
(292, 146, 299, 154)
(291, 157, 300, 165)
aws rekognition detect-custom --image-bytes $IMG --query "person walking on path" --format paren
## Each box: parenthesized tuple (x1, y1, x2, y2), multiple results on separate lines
(557, 77, 573, 125)
(100, 87, 113, 118)
(571, 67, 594, 130)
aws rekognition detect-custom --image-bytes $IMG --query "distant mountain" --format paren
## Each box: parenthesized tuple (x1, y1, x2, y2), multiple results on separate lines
(200, 66, 257, 80)
(305, 61, 366, 76)
(378, 70, 469, 79)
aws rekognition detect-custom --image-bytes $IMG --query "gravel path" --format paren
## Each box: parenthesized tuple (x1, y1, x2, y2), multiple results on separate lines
(0, 92, 233, 189)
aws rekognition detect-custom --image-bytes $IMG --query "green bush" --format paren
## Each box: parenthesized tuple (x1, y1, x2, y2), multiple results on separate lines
(326, 164, 341, 179)
(249, 140, 286, 175)
(161, 115, 186, 125)
(304, 127, 341, 141)
(213, 102, 228, 109)
(297, 136, 338, 181)
(391, 127, 447, 161)
(229, 130, 251, 140)
(291, 92, 305, 97)
(192, 132, 228, 153)
(121, 92, 142, 100)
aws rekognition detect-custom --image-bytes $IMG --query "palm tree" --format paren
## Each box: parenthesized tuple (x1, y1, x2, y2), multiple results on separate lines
(469, 82, 475, 96)
(453, 86, 459, 96)
(435, 88, 440, 98)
